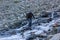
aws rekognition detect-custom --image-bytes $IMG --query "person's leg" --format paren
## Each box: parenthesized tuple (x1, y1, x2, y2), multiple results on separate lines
(28, 18, 32, 30)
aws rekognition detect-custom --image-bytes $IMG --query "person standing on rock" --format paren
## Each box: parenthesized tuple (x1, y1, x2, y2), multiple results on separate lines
(26, 12, 35, 30)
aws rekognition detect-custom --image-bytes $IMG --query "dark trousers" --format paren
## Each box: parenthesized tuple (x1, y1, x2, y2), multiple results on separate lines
(27, 18, 32, 29)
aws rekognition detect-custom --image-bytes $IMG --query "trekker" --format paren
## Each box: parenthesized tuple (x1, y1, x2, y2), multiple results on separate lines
(26, 12, 35, 30)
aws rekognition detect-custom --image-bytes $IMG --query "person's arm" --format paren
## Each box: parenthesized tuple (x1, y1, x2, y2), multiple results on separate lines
(32, 14, 35, 19)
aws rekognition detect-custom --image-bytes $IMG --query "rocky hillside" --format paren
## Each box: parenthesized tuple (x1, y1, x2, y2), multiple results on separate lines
(0, 0, 60, 29)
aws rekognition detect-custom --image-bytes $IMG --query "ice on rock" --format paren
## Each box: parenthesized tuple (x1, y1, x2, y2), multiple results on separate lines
(0, 34, 25, 40)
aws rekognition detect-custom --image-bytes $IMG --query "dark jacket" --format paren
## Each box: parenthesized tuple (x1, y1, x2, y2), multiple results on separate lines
(26, 12, 34, 19)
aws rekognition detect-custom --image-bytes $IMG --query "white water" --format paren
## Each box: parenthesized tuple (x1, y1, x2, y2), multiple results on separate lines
(0, 18, 60, 40)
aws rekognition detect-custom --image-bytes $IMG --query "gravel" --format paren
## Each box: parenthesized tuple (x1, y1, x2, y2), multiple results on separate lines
(0, 0, 60, 30)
